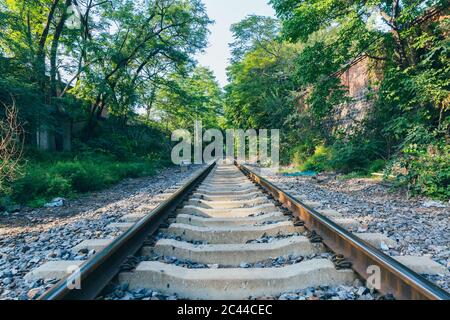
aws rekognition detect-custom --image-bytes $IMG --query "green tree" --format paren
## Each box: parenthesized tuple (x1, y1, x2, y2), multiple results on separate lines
(154, 66, 224, 131)
(225, 15, 305, 161)
(0, 0, 212, 142)
(268, 0, 449, 197)
(72, 0, 211, 139)
(229, 14, 280, 63)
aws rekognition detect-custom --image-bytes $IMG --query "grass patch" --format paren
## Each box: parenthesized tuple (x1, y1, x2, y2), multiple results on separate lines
(3, 154, 166, 208)
(295, 145, 333, 172)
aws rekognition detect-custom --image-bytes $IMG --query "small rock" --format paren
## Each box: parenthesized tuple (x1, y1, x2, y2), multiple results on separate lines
(46, 252, 58, 259)
(78, 248, 89, 255)
(279, 293, 297, 300)
(44, 198, 65, 208)
(27, 288, 42, 300)
(357, 226, 368, 233)
(133, 293, 145, 300)
(118, 283, 129, 291)
(380, 242, 389, 251)
(256, 296, 275, 300)
(422, 200, 446, 208)
(357, 287, 369, 296)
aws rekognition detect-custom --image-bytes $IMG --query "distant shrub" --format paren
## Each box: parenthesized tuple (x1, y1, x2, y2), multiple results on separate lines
(290, 144, 312, 166)
(368, 159, 386, 173)
(84, 136, 134, 161)
(9, 156, 162, 206)
(300, 145, 333, 172)
(294, 141, 387, 175)
(11, 167, 71, 203)
(389, 143, 449, 200)
(113, 162, 156, 179)
(46, 175, 72, 197)
(53, 161, 107, 193)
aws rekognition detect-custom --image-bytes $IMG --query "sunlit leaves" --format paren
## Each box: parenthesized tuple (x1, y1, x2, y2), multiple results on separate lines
(229, 15, 280, 63)
(153, 66, 223, 131)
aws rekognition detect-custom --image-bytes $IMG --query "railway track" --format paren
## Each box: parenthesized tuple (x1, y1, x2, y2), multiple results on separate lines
(32, 162, 450, 300)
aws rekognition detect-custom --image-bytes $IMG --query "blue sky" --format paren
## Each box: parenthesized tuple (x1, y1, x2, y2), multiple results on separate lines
(196, 0, 276, 87)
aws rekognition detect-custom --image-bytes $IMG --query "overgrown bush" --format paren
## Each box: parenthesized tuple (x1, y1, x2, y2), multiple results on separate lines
(82, 136, 134, 161)
(329, 139, 380, 174)
(8, 155, 161, 207)
(53, 161, 109, 193)
(294, 139, 388, 175)
(11, 166, 72, 204)
(367, 159, 386, 174)
(290, 144, 310, 166)
(388, 142, 449, 200)
(299, 145, 332, 172)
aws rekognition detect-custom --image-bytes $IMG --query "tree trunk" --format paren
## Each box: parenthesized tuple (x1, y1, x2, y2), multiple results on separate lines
(391, 29, 408, 67)
(50, 0, 72, 100)
(84, 94, 104, 141)
(36, 0, 60, 93)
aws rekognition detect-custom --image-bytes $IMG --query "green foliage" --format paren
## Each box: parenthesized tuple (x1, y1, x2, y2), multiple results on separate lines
(229, 15, 280, 63)
(9, 155, 160, 206)
(295, 142, 387, 175)
(329, 138, 382, 174)
(391, 144, 449, 200)
(0, 0, 215, 146)
(225, 15, 301, 142)
(11, 166, 72, 205)
(386, 124, 449, 199)
(299, 145, 333, 172)
(223, 1, 449, 200)
(154, 66, 224, 131)
(46, 175, 73, 197)
(368, 159, 387, 174)
(0, 0, 219, 209)
(52, 162, 105, 193)
(290, 144, 311, 166)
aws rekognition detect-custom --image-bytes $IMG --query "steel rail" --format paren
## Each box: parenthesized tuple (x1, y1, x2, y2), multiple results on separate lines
(236, 163, 450, 300)
(38, 162, 216, 300)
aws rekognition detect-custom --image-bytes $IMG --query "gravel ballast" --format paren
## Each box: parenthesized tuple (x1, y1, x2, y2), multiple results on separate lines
(0, 165, 202, 300)
(1, 164, 448, 300)
(259, 168, 450, 292)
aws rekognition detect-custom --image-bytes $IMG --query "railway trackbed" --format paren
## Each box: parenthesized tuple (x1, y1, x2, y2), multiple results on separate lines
(29, 162, 450, 300)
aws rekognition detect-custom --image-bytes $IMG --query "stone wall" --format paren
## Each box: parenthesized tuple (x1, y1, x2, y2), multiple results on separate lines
(333, 56, 381, 132)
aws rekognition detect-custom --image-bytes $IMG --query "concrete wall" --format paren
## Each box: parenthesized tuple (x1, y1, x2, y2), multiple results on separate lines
(36, 118, 72, 152)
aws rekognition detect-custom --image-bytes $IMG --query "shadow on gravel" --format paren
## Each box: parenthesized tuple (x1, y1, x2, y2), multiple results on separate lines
(0, 167, 190, 237)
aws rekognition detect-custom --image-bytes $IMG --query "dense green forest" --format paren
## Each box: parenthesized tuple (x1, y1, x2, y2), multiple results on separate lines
(225, 0, 449, 199)
(0, 0, 222, 208)
(0, 0, 449, 210)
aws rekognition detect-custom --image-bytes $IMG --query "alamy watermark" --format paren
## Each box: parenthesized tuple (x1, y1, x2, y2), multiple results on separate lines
(66, 265, 81, 290)
(366, 265, 381, 291)
(171, 121, 279, 172)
